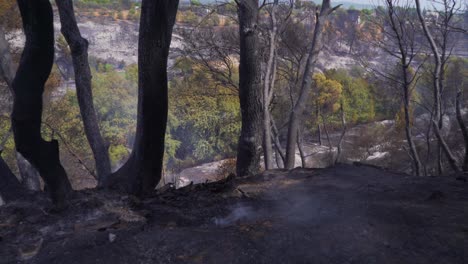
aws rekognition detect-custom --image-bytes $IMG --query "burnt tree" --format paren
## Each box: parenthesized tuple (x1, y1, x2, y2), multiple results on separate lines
(284, 0, 338, 169)
(106, 0, 179, 195)
(11, 0, 72, 206)
(236, 0, 263, 176)
(55, 0, 112, 184)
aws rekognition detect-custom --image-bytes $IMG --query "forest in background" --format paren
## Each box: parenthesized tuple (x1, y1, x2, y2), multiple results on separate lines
(0, 0, 467, 192)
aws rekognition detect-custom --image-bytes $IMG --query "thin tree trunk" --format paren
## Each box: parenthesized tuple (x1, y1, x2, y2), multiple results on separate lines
(322, 115, 333, 164)
(415, 0, 460, 173)
(402, 71, 423, 176)
(262, 0, 279, 171)
(456, 87, 468, 171)
(316, 104, 322, 145)
(271, 116, 285, 165)
(12, 0, 72, 207)
(236, 0, 263, 176)
(432, 119, 460, 172)
(284, 0, 338, 169)
(335, 101, 346, 164)
(386, 1, 423, 176)
(297, 129, 306, 168)
(107, 0, 179, 195)
(55, 0, 111, 184)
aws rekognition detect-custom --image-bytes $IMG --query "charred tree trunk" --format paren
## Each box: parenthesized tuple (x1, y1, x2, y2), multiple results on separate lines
(285, 0, 337, 169)
(402, 67, 423, 176)
(0, 23, 41, 186)
(55, 0, 111, 184)
(236, 0, 263, 176)
(456, 87, 468, 171)
(0, 155, 24, 203)
(107, 0, 179, 195)
(12, 0, 72, 207)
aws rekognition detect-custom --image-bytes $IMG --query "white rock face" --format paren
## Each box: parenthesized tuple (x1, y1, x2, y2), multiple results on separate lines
(6, 16, 184, 66)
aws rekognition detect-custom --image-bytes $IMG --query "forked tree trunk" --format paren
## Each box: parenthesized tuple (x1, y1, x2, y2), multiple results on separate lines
(415, 0, 460, 173)
(236, 0, 263, 176)
(55, 0, 112, 184)
(285, 0, 338, 169)
(385, 0, 423, 176)
(107, 0, 179, 195)
(12, 0, 72, 207)
(262, 0, 279, 170)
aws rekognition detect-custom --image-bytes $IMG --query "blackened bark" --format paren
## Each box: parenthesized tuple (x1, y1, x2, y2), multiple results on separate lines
(236, 0, 263, 176)
(0, 24, 41, 186)
(0, 155, 24, 202)
(55, 0, 111, 184)
(107, 0, 179, 195)
(12, 0, 72, 207)
(285, 0, 337, 169)
(456, 88, 468, 171)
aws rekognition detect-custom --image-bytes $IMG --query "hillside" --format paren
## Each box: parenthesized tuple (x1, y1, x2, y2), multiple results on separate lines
(1, 164, 467, 263)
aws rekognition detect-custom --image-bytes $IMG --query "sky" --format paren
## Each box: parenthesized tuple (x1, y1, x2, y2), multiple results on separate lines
(312, 0, 447, 9)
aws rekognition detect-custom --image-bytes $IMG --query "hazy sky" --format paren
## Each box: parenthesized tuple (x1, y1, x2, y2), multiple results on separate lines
(313, 0, 447, 8)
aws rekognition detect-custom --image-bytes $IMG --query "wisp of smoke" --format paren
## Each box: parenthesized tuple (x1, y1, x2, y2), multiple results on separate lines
(213, 203, 256, 227)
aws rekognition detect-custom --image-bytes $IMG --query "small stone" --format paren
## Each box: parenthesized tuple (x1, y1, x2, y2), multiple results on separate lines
(109, 233, 117, 243)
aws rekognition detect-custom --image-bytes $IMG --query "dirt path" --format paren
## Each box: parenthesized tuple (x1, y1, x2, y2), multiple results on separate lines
(1, 164, 467, 263)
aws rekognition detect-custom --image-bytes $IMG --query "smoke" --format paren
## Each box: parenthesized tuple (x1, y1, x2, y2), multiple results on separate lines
(213, 203, 256, 227)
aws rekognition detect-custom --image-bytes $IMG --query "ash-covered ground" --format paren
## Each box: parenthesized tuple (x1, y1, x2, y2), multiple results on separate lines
(1, 164, 467, 264)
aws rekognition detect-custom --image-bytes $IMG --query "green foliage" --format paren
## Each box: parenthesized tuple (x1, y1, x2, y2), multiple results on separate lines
(191, 0, 202, 6)
(324, 69, 376, 123)
(168, 58, 241, 171)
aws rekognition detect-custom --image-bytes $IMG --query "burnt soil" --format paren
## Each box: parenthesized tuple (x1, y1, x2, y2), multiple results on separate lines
(1, 164, 467, 264)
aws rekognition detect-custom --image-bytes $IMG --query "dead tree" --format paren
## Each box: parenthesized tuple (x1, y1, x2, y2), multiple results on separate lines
(106, 0, 179, 195)
(284, 0, 339, 169)
(235, 0, 263, 176)
(380, 0, 424, 176)
(55, 0, 112, 184)
(262, 0, 279, 170)
(12, 0, 72, 207)
(415, 0, 460, 173)
(0, 24, 41, 190)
